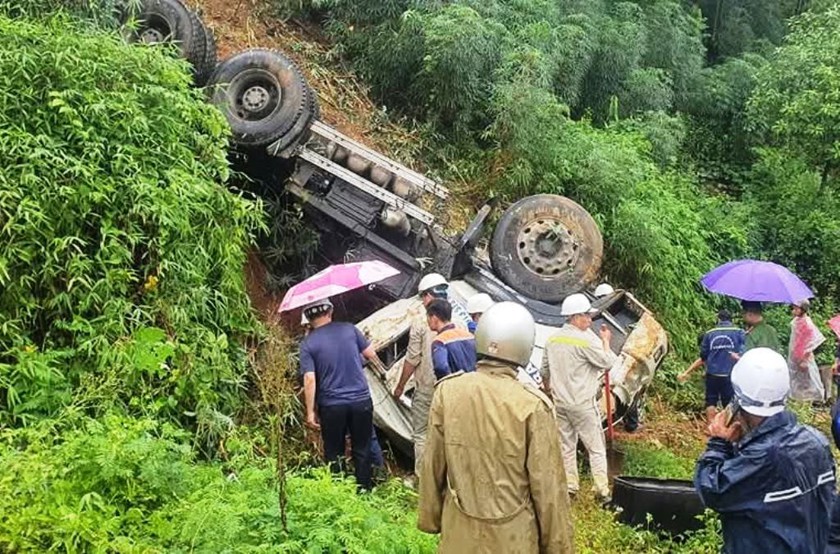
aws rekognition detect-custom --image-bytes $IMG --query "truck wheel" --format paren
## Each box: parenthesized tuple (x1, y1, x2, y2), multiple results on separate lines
(490, 194, 603, 303)
(127, 0, 206, 80)
(190, 10, 217, 87)
(208, 49, 313, 149)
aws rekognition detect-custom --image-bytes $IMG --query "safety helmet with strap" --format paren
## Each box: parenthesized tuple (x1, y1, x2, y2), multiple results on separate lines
(418, 273, 448, 296)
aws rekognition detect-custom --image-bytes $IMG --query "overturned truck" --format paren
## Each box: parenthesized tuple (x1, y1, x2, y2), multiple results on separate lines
(125, 0, 668, 457)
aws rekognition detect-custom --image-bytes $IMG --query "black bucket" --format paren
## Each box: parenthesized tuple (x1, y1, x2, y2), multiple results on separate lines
(612, 476, 705, 535)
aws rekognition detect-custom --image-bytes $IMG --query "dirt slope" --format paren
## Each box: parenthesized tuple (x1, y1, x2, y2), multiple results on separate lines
(189, 0, 423, 161)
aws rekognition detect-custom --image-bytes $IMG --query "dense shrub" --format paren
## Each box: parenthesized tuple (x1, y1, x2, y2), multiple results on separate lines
(0, 15, 264, 427)
(0, 413, 437, 553)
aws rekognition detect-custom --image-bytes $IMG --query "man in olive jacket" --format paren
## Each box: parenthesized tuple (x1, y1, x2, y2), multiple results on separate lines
(418, 302, 574, 553)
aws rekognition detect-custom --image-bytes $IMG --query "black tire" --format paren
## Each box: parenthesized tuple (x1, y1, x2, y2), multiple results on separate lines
(208, 49, 313, 149)
(190, 10, 217, 87)
(128, 0, 205, 75)
(490, 194, 603, 303)
(306, 82, 320, 120)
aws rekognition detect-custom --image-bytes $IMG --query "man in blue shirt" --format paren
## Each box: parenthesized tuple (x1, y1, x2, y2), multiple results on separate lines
(679, 309, 745, 423)
(426, 299, 477, 380)
(299, 298, 382, 490)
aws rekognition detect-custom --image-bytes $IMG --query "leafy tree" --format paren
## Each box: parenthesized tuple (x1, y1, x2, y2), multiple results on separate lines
(747, 149, 840, 300)
(412, 5, 505, 133)
(642, 1, 706, 110)
(577, 2, 648, 121)
(695, 0, 807, 61)
(683, 53, 766, 188)
(747, 5, 840, 185)
(0, 15, 263, 427)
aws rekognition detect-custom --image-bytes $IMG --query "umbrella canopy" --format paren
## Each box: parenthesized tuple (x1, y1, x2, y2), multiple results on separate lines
(700, 259, 813, 304)
(828, 315, 840, 340)
(278, 260, 400, 313)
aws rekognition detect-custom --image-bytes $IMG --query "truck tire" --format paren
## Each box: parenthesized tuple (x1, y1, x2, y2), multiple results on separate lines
(490, 194, 603, 303)
(127, 0, 206, 80)
(208, 49, 313, 149)
(190, 10, 217, 87)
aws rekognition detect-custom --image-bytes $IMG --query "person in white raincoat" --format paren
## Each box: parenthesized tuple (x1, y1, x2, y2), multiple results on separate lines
(789, 299, 826, 401)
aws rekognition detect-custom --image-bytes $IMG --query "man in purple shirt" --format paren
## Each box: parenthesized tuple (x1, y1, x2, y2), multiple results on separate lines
(299, 298, 382, 489)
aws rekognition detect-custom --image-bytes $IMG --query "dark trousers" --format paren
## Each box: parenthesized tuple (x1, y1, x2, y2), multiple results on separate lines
(370, 427, 384, 467)
(319, 398, 373, 489)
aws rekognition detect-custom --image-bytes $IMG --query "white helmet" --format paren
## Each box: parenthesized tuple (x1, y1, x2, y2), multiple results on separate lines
(475, 302, 535, 367)
(594, 283, 615, 298)
(418, 273, 448, 295)
(560, 293, 595, 316)
(731, 347, 790, 417)
(302, 298, 333, 320)
(467, 293, 494, 315)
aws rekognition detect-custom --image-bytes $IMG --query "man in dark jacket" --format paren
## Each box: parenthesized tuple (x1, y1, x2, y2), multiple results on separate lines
(695, 347, 835, 553)
(679, 309, 746, 423)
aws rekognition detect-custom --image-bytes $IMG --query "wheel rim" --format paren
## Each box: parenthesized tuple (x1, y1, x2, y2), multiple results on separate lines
(516, 218, 580, 276)
(229, 69, 282, 122)
(138, 15, 172, 44)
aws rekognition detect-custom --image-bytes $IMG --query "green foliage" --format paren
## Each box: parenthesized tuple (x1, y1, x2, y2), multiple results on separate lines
(622, 441, 696, 480)
(748, 5, 840, 181)
(0, 15, 264, 427)
(0, 0, 126, 26)
(572, 497, 722, 553)
(682, 53, 767, 188)
(696, 0, 806, 61)
(746, 149, 840, 300)
(0, 413, 438, 553)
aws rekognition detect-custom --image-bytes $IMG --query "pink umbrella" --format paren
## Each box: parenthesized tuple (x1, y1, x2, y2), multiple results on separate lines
(828, 315, 840, 340)
(278, 260, 400, 313)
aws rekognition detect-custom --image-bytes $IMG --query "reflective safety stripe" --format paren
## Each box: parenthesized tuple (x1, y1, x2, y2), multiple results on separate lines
(763, 470, 835, 504)
(547, 336, 590, 348)
(818, 471, 835, 485)
(764, 487, 803, 503)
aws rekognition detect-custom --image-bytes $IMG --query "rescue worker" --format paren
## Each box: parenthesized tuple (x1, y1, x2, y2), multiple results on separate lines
(418, 302, 574, 553)
(695, 348, 835, 553)
(426, 299, 477, 380)
(468, 292, 543, 389)
(678, 309, 745, 423)
(741, 301, 782, 354)
(466, 292, 494, 333)
(301, 311, 386, 473)
(542, 293, 616, 504)
(299, 299, 383, 490)
(392, 273, 470, 475)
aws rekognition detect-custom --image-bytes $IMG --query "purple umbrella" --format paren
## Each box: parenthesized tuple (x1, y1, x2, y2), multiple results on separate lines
(700, 259, 813, 303)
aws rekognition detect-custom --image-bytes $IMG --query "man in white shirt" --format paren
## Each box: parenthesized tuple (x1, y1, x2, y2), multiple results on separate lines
(542, 293, 617, 503)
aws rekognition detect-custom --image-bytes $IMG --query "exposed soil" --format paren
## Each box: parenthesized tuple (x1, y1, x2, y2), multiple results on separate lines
(190, 0, 424, 159)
